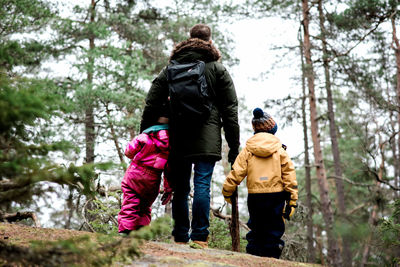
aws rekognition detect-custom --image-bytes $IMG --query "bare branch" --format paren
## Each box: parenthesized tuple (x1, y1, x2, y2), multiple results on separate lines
(210, 207, 250, 231)
(311, 17, 387, 63)
(82, 199, 95, 232)
(365, 166, 400, 191)
(0, 212, 41, 227)
(327, 176, 372, 188)
(97, 185, 121, 197)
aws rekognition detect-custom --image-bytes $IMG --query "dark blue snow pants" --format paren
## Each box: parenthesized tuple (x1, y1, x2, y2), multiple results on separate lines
(246, 191, 287, 259)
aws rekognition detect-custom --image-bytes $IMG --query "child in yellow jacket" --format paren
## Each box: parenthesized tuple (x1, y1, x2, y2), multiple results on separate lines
(222, 108, 298, 258)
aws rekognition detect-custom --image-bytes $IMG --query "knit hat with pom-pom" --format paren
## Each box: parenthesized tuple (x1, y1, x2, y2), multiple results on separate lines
(252, 108, 278, 134)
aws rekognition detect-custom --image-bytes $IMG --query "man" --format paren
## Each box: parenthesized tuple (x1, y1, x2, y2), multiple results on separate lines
(140, 24, 239, 248)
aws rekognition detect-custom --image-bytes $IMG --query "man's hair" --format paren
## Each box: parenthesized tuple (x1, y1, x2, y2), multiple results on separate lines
(190, 24, 211, 41)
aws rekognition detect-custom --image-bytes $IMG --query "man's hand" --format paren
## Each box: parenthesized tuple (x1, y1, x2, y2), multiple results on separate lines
(228, 150, 238, 166)
(283, 200, 297, 220)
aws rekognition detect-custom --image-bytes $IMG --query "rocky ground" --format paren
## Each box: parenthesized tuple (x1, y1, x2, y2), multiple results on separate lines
(0, 223, 321, 267)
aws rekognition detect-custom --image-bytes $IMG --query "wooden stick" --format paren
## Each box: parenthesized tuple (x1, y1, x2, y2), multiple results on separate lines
(230, 189, 240, 252)
(0, 212, 41, 228)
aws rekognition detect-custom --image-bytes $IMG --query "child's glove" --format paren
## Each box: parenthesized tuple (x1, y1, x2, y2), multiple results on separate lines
(283, 199, 297, 220)
(224, 195, 232, 204)
(161, 187, 173, 205)
(222, 188, 233, 204)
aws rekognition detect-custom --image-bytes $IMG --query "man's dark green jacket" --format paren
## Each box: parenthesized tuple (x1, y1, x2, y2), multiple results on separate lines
(140, 38, 240, 163)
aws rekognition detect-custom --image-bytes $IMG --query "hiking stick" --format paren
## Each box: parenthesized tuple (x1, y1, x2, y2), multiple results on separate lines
(230, 189, 240, 252)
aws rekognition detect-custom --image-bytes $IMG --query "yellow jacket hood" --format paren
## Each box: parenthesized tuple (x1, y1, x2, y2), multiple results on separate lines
(246, 133, 281, 157)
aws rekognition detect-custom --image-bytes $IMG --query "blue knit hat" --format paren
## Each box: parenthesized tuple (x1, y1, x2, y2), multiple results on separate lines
(252, 108, 278, 134)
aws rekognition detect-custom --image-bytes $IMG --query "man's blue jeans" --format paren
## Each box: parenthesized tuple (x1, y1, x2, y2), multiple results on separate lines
(171, 159, 215, 242)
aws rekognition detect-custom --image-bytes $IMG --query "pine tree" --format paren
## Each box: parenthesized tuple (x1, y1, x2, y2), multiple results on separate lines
(0, 0, 104, 223)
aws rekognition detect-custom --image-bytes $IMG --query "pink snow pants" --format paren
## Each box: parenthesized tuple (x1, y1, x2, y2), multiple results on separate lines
(118, 165, 162, 232)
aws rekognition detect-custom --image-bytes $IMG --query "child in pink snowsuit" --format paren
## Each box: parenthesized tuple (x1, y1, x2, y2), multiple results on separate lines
(118, 117, 172, 234)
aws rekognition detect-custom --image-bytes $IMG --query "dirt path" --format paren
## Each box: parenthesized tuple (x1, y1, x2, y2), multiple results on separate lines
(137, 241, 317, 267)
(0, 223, 320, 267)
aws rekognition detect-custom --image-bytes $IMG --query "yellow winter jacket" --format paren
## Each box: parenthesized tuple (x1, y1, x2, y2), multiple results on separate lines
(222, 133, 298, 201)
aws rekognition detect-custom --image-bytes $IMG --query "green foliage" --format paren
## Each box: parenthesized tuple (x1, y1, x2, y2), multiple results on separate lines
(0, 0, 56, 71)
(241, 0, 300, 20)
(0, 73, 97, 204)
(0, 40, 54, 70)
(208, 217, 247, 252)
(378, 199, 400, 265)
(329, 0, 389, 31)
(0, 0, 54, 36)
(0, 76, 56, 135)
(0, 216, 173, 266)
(208, 217, 232, 250)
(132, 216, 173, 242)
(87, 198, 120, 234)
(1, 233, 138, 267)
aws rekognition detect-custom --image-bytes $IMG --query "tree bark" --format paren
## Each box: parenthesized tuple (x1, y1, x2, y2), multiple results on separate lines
(391, 13, 400, 198)
(317, 1, 351, 265)
(361, 141, 384, 266)
(316, 225, 326, 266)
(299, 29, 315, 263)
(83, 0, 98, 229)
(85, 0, 96, 164)
(65, 187, 74, 229)
(301, 0, 341, 265)
(105, 103, 125, 167)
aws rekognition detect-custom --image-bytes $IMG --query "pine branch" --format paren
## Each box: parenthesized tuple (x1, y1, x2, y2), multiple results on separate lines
(312, 15, 388, 63)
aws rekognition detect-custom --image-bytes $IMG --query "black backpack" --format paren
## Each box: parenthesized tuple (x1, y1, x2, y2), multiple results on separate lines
(166, 60, 212, 122)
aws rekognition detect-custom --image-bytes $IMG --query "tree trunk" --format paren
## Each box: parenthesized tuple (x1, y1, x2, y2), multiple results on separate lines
(316, 225, 326, 266)
(65, 187, 74, 229)
(85, 0, 96, 164)
(164, 202, 172, 217)
(301, 0, 341, 265)
(361, 140, 384, 266)
(299, 30, 315, 263)
(83, 0, 98, 229)
(389, 122, 399, 198)
(317, 1, 351, 265)
(391, 13, 400, 199)
(361, 200, 379, 266)
(105, 104, 125, 168)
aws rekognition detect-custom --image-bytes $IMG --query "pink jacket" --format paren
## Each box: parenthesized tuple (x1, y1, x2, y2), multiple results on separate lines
(123, 126, 171, 195)
(125, 129, 169, 170)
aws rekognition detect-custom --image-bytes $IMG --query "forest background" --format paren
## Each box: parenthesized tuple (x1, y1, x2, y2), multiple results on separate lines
(1, 0, 400, 266)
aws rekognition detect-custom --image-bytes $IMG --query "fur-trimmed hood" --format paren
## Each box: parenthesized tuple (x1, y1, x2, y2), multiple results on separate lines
(170, 38, 221, 62)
